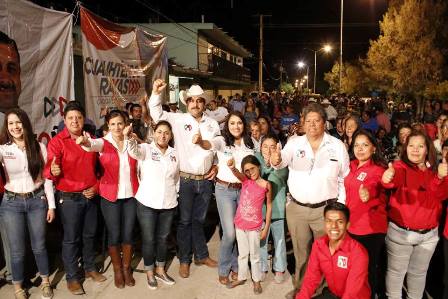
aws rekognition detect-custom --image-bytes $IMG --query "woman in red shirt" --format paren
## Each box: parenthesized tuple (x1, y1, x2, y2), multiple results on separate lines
(345, 129, 387, 299)
(382, 130, 447, 299)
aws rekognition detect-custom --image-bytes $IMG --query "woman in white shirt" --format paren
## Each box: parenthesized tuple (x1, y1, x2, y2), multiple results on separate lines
(200, 111, 254, 284)
(77, 110, 138, 289)
(0, 108, 55, 299)
(126, 120, 179, 290)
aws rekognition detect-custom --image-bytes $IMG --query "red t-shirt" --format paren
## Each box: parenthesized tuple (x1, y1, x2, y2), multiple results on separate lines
(44, 128, 98, 192)
(296, 234, 371, 299)
(382, 160, 447, 230)
(345, 159, 387, 235)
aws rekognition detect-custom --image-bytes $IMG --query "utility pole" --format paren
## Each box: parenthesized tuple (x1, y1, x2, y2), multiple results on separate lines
(259, 14, 263, 93)
(339, 0, 344, 94)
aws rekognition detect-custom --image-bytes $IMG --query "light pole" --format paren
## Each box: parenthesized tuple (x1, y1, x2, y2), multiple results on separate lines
(304, 45, 332, 94)
(297, 61, 309, 93)
(340, 0, 344, 94)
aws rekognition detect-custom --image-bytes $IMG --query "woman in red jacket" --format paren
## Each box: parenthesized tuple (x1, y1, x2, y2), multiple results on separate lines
(345, 129, 387, 299)
(382, 130, 448, 299)
(77, 110, 139, 289)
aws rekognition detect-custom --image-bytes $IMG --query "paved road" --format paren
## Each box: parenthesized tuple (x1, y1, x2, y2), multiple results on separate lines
(0, 229, 294, 299)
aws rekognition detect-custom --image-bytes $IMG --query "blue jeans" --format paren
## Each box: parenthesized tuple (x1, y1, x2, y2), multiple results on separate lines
(0, 194, 12, 281)
(100, 197, 136, 246)
(137, 202, 175, 271)
(260, 219, 287, 272)
(58, 191, 98, 282)
(177, 178, 213, 264)
(0, 191, 49, 284)
(215, 183, 239, 276)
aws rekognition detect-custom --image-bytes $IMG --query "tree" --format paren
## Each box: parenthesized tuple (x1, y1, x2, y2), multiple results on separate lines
(365, 0, 447, 112)
(324, 61, 370, 95)
(280, 82, 295, 94)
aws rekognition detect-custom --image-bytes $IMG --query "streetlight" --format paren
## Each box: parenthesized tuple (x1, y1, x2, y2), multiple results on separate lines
(304, 44, 332, 94)
(297, 61, 309, 92)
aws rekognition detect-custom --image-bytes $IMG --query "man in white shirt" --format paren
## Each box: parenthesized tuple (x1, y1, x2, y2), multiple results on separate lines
(271, 103, 350, 299)
(205, 99, 228, 130)
(148, 79, 220, 279)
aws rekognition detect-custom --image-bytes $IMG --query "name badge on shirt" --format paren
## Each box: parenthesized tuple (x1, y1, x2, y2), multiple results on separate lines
(151, 152, 160, 161)
(357, 172, 367, 181)
(337, 256, 348, 269)
(3, 151, 15, 159)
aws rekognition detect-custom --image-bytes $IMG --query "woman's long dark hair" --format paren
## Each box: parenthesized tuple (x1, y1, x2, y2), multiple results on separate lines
(222, 111, 254, 149)
(350, 129, 387, 168)
(0, 108, 44, 182)
(400, 130, 437, 171)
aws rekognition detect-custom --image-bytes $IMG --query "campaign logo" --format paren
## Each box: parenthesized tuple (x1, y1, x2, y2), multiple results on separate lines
(357, 172, 367, 181)
(297, 150, 306, 158)
(184, 124, 192, 131)
(170, 155, 176, 162)
(337, 256, 348, 269)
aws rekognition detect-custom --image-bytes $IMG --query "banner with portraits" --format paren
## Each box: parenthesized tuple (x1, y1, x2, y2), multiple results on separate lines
(80, 6, 168, 126)
(0, 0, 75, 143)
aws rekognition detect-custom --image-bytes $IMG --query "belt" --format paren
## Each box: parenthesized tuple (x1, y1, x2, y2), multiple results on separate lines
(5, 185, 44, 199)
(179, 171, 207, 181)
(391, 221, 435, 235)
(290, 195, 337, 209)
(216, 178, 242, 189)
(59, 191, 84, 198)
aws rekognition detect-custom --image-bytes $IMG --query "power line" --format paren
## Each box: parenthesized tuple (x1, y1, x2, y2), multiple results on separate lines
(260, 23, 379, 29)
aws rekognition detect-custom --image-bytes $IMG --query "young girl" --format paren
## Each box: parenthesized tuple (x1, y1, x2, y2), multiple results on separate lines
(256, 135, 288, 283)
(226, 155, 272, 294)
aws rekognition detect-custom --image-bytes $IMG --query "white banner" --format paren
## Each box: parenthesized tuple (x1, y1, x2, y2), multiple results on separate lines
(80, 7, 168, 126)
(0, 0, 74, 143)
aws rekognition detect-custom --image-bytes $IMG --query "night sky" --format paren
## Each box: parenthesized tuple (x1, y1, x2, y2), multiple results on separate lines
(31, 0, 389, 89)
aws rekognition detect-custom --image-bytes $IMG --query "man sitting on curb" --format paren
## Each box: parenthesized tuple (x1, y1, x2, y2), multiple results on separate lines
(296, 202, 371, 299)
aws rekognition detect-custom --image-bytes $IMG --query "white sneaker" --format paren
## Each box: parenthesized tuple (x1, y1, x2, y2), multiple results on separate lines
(274, 271, 285, 284)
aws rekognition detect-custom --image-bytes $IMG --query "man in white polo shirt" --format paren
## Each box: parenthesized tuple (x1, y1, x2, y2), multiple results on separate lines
(148, 79, 220, 278)
(271, 103, 350, 299)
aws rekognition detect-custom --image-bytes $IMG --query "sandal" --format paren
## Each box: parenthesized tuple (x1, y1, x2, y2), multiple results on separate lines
(226, 279, 246, 289)
(218, 275, 229, 285)
(253, 281, 262, 295)
(14, 288, 28, 299)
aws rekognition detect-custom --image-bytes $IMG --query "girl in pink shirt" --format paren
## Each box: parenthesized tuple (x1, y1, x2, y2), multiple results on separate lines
(226, 155, 272, 294)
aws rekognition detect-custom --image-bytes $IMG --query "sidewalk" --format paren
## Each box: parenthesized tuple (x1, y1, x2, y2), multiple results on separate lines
(0, 229, 293, 299)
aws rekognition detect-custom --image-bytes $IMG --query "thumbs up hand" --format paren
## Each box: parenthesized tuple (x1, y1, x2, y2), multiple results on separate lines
(227, 157, 235, 169)
(270, 143, 282, 167)
(51, 156, 61, 177)
(358, 184, 370, 203)
(123, 123, 133, 137)
(192, 129, 202, 145)
(438, 157, 448, 179)
(382, 162, 395, 184)
(75, 131, 91, 147)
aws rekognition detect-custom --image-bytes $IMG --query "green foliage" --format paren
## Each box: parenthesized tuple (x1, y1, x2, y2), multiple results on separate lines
(280, 82, 295, 94)
(324, 61, 370, 96)
(364, 0, 447, 98)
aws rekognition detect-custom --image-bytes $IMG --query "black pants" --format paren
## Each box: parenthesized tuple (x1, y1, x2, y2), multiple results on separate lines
(443, 237, 448, 299)
(314, 287, 339, 299)
(350, 233, 386, 299)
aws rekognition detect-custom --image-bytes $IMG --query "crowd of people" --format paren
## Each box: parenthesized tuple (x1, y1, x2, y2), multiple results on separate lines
(0, 28, 448, 299)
